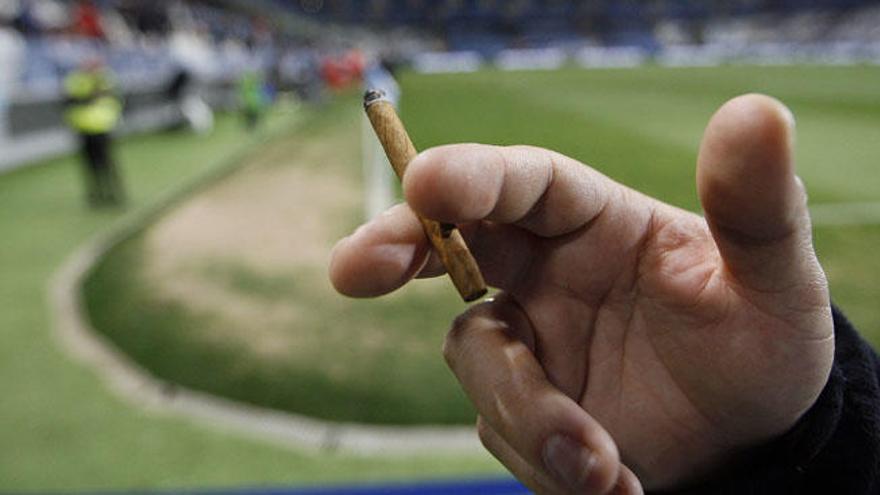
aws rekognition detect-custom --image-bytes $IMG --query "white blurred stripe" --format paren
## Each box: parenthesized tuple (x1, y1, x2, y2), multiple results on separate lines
(810, 201, 880, 227)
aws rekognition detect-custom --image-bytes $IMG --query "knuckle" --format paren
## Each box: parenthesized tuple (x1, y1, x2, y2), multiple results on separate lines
(443, 304, 492, 369)
(441, 332, 457, 368)
(476, 416, 494, 446)
(413, 145, 460, 176)
(442, 313, 470, 367)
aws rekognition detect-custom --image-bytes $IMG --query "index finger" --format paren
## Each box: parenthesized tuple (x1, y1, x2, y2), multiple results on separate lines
(444, 295, 621, 493)
(404, 144, 615, 237)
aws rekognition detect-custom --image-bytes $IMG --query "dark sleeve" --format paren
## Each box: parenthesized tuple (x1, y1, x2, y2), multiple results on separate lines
(659, 306, 880, 494)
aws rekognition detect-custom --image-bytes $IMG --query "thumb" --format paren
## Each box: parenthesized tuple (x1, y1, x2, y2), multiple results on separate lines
(697, 94, 826, 303)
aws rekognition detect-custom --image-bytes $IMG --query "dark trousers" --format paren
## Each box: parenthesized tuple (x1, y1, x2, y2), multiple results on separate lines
(243, 107, 261, 130)
(80, 132, 125, 207)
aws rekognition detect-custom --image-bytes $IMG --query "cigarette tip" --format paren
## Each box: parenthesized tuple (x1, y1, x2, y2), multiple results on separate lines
(363, 89, 387, 109)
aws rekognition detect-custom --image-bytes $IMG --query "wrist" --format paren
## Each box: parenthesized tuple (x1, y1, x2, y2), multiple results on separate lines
(651, 305, 878, 494)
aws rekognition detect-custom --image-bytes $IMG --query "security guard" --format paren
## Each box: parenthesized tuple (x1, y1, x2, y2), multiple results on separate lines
(238, 70, 268, 130)
(64, 58, 125, 207)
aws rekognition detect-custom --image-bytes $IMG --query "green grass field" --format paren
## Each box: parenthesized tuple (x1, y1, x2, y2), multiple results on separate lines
(398, 65, 880, 336)
(3, 64, 879, 490)
(0, 109, 501, 492)
(88, 65, 880, 430)
(82, 99, 475, 425)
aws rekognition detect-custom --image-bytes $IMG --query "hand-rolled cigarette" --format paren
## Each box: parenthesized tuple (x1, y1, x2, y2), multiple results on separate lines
(363, 89, 487, 303)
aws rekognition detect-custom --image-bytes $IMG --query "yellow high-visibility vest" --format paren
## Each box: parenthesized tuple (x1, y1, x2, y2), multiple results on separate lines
(64, 71, 122, 134)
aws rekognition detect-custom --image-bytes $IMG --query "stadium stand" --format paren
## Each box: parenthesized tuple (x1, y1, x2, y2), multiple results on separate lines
(261, 0, 880, 74)
(4, 0, 878, 95)
(0, 0, 348, 170)
(0, 1, 282, 97)
(2, 0, 878, 170)
(0, 0, 880, 169)
(278, 0, 880, 48)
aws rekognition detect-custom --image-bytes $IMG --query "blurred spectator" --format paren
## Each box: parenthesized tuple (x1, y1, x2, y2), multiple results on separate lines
(0, 19, 25, 138)
(18, 0, 68, 37)
(72, 0, 105, 40)
(278, 45, 324, 102)
(0, 18, 25, 87)
(12, 0, 41, 37)
(63, 58, 125, 207)
(118, 1, 169, 38)
(320, 49, 365, 91)
(238, 70, 269, 130)
(166, 66, 214, 134)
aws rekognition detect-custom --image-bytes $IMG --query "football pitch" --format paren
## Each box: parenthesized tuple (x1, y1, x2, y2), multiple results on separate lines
(400, 65, 880, 336)
(1, 64, 878, 491)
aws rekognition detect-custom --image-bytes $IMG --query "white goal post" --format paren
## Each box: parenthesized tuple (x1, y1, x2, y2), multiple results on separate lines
(361, 63, 401, 221)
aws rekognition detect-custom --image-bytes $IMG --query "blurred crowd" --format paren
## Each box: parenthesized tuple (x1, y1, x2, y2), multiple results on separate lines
(285, 0, 880, 55)
(0, 0, 377, 102)
(1, 0, 877, 189)
(2, 0, 878, 108)
(0, 0, 399, 176)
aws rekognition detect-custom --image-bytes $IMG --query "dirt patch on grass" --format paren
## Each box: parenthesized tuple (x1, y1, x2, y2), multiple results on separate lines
(141, 109, 365, 361)
(130, 102, 470, 425)
(147, 164, 356, 274)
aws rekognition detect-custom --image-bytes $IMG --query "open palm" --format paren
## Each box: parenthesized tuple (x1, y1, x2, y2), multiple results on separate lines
(330, 94, 833, 494)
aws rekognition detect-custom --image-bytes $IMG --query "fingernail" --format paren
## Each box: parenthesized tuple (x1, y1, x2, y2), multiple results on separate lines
(543, 435, 597, 490)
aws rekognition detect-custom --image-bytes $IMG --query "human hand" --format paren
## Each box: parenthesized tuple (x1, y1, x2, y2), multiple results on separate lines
(329, 94, 834, 493)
